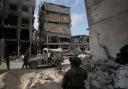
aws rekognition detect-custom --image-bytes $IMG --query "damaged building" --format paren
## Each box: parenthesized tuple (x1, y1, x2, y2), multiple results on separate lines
(85, 0, 128, 59)
(38, 2, 71, 51)
(72, 35, 90, 52)
(0, 0, 35, 59)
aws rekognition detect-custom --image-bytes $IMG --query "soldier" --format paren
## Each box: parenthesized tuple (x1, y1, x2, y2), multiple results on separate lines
(62, 56, 87, 89)
(6, 54, 10, 70)
(5, 44, 10, 70)
(22, 49, 29, 69)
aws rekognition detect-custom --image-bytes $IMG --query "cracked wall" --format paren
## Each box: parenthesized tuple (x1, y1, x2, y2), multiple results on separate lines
(85, 0, 128, 59)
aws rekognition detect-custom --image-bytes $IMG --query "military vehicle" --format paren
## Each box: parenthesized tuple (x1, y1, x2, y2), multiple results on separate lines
(28, 48, 64, 69)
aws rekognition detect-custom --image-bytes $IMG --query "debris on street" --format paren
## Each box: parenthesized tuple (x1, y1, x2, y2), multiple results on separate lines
(82, 59, 120, 89)
(0, 69, 63, 89)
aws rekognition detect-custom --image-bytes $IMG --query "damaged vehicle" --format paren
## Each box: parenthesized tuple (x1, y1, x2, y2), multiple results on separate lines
(28, 48, 64, 69)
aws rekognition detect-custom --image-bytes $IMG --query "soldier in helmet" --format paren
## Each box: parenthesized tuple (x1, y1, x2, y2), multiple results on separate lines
(62, 56, 87, 89)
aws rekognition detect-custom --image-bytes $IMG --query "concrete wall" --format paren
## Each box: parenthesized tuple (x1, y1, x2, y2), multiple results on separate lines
(43, 2, 70, 14)
(85, 0, 128, 59)
(45, 13, 70, 23)
(44, 22, 70, 34)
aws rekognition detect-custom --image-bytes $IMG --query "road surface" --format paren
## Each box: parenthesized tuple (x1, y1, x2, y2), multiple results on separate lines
(0, 59, 70, 89)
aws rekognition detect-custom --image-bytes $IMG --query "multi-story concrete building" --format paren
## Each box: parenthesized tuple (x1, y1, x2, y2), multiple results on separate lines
(38, 2, 71, 51)
(84, 0, 128, 59)
(0, 0, 35, 58)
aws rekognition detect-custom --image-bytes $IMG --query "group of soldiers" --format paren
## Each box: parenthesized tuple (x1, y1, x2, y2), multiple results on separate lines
(4, 48, 29, 70)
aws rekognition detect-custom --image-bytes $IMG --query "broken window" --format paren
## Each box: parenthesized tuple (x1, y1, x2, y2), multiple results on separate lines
(61, 45, 69, 49)
(5, 42, 18, 56)
(87, 38, 89, 43)
(48, 36, 59, 43)
(48, 36, 52, 43)
(3, 28, 17, 39)
(9, 3, 17, 11)
(20, 29, 29, 40)
(22, 18, 29, 26)
(20, 42, 29, 54)
(49, 45, 58, 49)
(22, 5, 29, 12)
(60, 37, 70, 43)
(4, 14, 18, 26)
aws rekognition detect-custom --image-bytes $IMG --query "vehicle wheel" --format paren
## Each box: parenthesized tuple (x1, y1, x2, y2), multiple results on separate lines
(55, 60, 61, 67)
(29, 61, 37, 69)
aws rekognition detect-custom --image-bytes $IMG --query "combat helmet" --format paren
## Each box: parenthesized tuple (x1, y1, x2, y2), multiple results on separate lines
(69, 56, 81, 66)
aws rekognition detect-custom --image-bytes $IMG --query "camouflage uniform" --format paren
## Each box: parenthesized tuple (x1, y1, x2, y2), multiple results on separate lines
(62, 57, 87, 89)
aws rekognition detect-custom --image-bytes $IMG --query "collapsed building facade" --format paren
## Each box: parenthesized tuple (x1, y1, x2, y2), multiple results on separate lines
(0, 0, 35, 59)
(72, 35, 90, 52)
(85, 0, 128, 59)
(38, 2, 71, 51)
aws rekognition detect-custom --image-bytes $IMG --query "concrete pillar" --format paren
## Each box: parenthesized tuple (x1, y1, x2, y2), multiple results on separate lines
(46, 35, 48, 44)
(58, 36, 61, 48)
(0, 39, 5, 63)
(29, 10, 33, 57)
(17, 0, 22, 56)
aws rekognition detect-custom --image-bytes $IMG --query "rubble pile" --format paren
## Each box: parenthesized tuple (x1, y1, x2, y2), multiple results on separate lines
(82, 59, 120, 89)
(0, 69, 63, 89)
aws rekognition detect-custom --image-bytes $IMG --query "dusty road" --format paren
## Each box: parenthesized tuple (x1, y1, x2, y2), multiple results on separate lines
(0, 59, 70, 89)
(0, 61, 23, 70)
